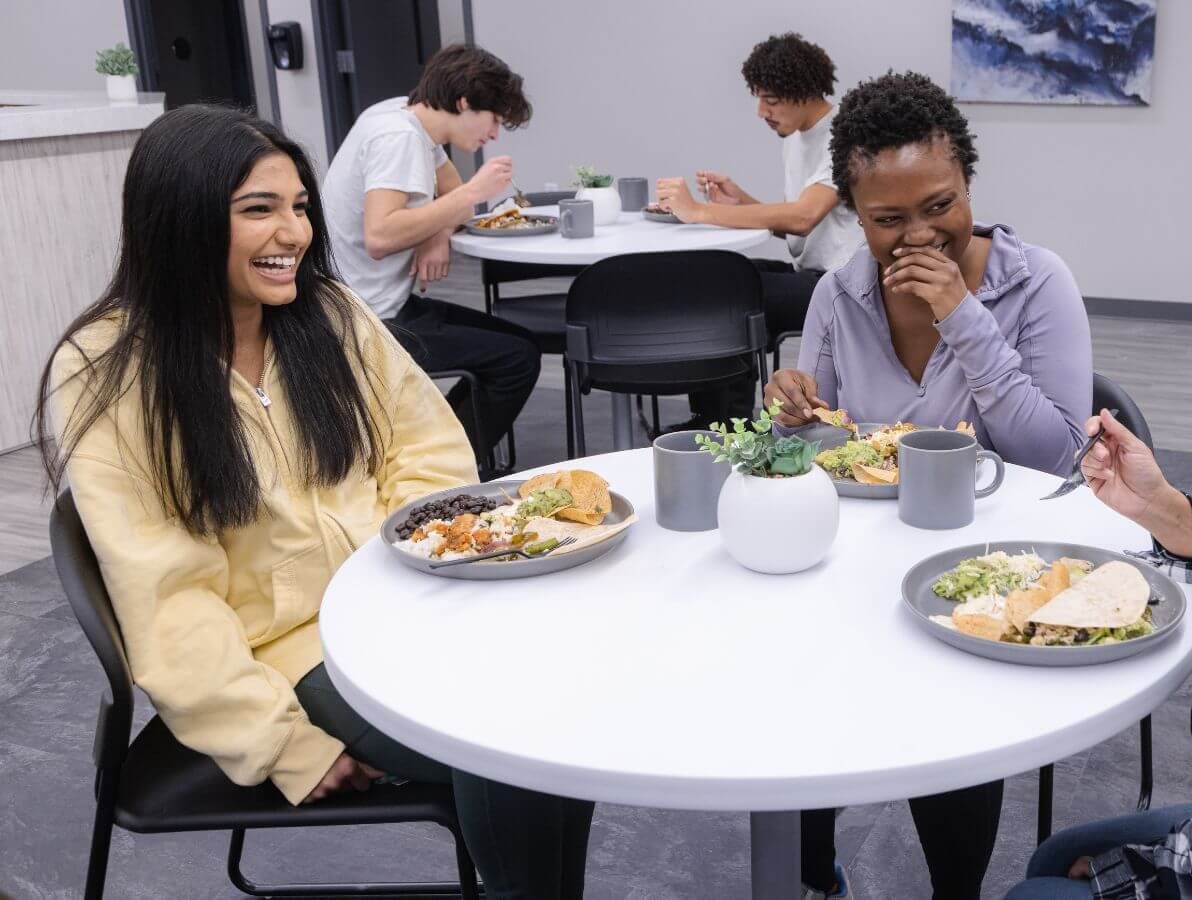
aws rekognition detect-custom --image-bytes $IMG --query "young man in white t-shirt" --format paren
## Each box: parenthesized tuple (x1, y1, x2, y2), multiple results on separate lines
(322, 44, 539, 467)
(656, 33, 862, 433)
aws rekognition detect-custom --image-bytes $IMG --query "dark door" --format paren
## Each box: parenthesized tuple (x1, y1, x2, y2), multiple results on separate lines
(127, 0, 256, 110)
(316, 0, 441, 152)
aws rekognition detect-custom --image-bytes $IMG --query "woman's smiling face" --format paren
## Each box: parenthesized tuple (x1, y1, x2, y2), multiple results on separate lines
(850, 137, 973, 272)
(226, 151, 313, 309)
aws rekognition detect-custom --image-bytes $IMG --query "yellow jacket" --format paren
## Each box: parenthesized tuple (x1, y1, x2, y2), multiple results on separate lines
(51, 293, 476, 804)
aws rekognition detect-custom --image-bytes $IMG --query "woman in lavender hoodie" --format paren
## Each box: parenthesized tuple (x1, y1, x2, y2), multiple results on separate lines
(765, 74, 1092, 900)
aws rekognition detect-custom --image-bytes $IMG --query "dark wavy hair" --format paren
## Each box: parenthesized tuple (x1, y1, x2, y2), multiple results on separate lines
(741, 33, 836, 103)
(409, 43, 531, 128)
(830, 71, 979, 210)
(34, 105, 385, 535)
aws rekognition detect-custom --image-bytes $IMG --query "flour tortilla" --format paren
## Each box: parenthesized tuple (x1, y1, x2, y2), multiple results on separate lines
(1028, 561, 1149, 628)
(521, 514, 638, 555)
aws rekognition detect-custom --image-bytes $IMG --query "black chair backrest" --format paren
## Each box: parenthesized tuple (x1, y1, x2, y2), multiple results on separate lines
(49, 490, 134, 771)
(564, 250, 766, 366)
(1093, 373, 1153, 450)
(524, 190, 575, 206)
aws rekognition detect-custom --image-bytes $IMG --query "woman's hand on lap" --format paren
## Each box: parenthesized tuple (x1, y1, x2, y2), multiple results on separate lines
(882, 246, 968, 320)
(1067, 856, 1092, 879)
(303, 752, 385, 804)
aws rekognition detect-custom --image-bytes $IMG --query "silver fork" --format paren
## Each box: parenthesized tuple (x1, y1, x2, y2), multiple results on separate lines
(511, 178, 531, 208)
(1039, 408, 1118, 500)
(428, 536, 577, 569)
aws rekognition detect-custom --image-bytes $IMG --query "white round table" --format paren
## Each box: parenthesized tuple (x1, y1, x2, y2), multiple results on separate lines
(451, 207, 772, 450)
(321, 451, 1192, 899)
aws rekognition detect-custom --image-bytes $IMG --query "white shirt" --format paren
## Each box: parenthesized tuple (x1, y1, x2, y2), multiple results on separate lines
(781, 104, 863, 273)
(322, 97, 448, 320)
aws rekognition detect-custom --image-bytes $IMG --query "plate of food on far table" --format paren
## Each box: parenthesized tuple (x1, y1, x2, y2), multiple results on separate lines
(901, 541, 1186, 665)
(804, 409, 976, 499)
(641, 203, 682, 224)
(465, 200, 558, 237)
(381, 469, 637, 580)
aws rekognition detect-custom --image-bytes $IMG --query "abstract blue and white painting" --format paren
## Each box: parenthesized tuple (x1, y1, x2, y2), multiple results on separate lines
(951, 0, 1157, 105)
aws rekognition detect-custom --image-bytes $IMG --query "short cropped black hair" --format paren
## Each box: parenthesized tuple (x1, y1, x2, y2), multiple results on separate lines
(830, 71, 978, 210)
(741, 33, 836, 103)
(409, 44, 531, 129)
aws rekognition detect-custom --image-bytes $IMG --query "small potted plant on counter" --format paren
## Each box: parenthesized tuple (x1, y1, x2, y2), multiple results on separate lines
(96, 43, 139, 102)
(695, 399, 839, 574)
(572, 164, 620, 225)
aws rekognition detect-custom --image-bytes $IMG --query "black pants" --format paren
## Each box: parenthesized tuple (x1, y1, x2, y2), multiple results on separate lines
(688, 259, 824, 424)
(296, 664, 594, 900)
(801, 780, 1004, 898)
(388, 296, 541, 460)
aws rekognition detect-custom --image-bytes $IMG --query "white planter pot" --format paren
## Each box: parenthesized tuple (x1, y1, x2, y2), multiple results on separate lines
(105, 74, 137, 102)
(575, 185, 620, 226)
(716, 466, 839, 574)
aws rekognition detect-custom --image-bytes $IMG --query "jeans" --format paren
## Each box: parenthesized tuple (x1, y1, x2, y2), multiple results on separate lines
(688, 259, 824, 424)
(388, 295, 541, 460)
(802, 780, 1004, 898)
(296, 664, 594, 900)
(1005, 804, 1192, 899)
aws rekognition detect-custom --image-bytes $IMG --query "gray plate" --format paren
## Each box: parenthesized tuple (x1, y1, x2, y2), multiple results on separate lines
(902, 541, 1186, 666)
(642, 208, 681, 224)
(464, 215, 558, 237)
(803, 421, 900, 499)
(381, 480, 635, 580)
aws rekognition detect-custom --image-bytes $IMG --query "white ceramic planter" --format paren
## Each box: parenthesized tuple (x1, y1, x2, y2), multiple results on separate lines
(105, 74, 137, 101)
(576, 185, 620, 225)
(716, 466, 839, 574)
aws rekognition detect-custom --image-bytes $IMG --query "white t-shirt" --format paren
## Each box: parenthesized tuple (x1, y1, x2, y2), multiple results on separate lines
(782, 104, 862, 273)
(322, 97, 448, 321)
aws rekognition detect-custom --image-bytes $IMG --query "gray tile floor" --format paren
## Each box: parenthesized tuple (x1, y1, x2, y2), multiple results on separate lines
(3, 254, 1192, 898)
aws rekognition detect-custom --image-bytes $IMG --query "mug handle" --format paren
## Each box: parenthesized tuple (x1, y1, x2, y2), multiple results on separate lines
(560, 209, 572, 235)
(975, 450, 1005, 499)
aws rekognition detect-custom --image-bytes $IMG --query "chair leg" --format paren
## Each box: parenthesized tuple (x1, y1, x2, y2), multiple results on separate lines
(1037, 763, 1054, 845)
(1138, 714, 1153, 811)
(503, 429, 517, 472)
(567, 362, 587, 458)
(651, 395, 660, 436)
(227, 826, 477, 897)
(84, 768, 119, 900)
(451, 825, 482, 900)
(564, 363, 575, 459)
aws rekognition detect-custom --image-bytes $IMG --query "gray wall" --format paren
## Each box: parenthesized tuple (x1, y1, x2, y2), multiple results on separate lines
(0, 0, 129, 91)
(473, 0, 1190, 305)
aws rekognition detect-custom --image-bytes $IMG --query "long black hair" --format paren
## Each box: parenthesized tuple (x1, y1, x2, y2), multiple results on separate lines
(34, 105, 384, 535)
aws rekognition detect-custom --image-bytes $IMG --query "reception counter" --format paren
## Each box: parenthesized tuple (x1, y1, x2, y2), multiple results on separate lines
(0, 90, 163, 452)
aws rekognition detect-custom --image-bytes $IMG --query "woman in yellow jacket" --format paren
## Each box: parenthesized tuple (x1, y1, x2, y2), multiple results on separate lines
(35, 105, 593, 899)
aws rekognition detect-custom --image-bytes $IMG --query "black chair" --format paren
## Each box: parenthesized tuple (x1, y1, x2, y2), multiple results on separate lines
(1036, 373, 1155, 845)
(427, 366, 509, 480)
(481, 190, 586, 457)
(772, 330, 801, 374)
(564, 250, 767, 456)
(49, 490, 482, 899)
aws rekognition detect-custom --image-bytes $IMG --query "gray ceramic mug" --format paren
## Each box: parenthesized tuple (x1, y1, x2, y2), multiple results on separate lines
(558, 198, 594, 238)
(653, 430, 730, 531)
(617, 176, 649, 212)
(898, 430, 1005, 530)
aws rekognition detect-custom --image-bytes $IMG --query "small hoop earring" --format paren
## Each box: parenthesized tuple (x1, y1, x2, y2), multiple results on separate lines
(856, 218, 863, 226)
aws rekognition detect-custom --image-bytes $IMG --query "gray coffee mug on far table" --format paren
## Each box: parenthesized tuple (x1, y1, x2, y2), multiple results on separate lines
(558, 198, 594, 238)
(653, 430, 730, 531)
(617, 176, 649, 212)
(898, 429, 1005, 530)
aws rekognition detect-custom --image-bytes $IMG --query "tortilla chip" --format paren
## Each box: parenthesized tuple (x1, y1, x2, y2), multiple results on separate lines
(1005, 584, 1052, 633)
(519, 471, 572, 499)
(954, 612, 1008, 641)
(557, 470, 612, 525)
(1029, 561, 1149, 628)
(852, 462, 899, 485)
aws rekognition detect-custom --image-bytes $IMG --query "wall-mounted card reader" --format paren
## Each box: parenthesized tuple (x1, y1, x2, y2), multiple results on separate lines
(268, 22, 303, 70)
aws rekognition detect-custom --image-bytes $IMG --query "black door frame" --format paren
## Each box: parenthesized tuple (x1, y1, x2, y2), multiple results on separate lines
(122, 0, 257, 110)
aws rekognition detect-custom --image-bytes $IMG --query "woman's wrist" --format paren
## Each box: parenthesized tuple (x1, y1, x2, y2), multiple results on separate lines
(1139, 483, 1192, 558)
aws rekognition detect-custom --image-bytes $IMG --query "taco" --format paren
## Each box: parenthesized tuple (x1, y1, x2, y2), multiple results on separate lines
(518, 470, 612, 525)
(1027, 560, 1150, 641)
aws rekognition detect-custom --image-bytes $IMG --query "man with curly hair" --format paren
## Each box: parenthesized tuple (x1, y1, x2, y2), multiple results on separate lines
(323, 44, 541, 472)
(656, 33, 862, 431)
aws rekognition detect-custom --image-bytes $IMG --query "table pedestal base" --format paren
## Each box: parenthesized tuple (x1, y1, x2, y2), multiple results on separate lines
(750, 811, 801, 899)
(611, 393, 634, 450)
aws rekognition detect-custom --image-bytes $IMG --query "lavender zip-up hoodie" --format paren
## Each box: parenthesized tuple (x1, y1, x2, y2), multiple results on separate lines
(793, 223, 1092, 476)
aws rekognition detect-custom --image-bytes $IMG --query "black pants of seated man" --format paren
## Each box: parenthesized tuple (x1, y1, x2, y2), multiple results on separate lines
(297, 664, 594, 900)
(386, 295, 541, 460)
(800, 780, 1004, 898)
(687, 260, 825, 427)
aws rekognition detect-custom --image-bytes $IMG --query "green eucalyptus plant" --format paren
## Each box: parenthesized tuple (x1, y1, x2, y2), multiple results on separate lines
(96, 43, 139, 77)
(694, 398, 820, 478)
(572, 164, 613, 189)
